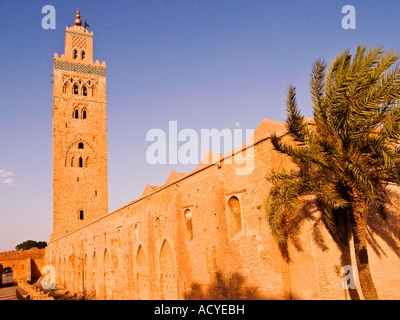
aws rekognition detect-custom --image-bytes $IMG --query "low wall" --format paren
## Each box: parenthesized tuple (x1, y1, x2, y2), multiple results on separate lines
(0, 248, 46, 286)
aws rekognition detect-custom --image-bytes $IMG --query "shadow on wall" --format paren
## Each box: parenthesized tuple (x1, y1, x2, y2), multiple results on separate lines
(278, 191, 400, 256)
(277, 190, 400, 300)
(184, 272, 275, 300)
(366, 187, 400, 259)
(31, 260, 42, 284)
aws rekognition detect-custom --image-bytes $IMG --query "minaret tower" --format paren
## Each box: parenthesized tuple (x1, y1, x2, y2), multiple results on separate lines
(51, 10, 108, 240)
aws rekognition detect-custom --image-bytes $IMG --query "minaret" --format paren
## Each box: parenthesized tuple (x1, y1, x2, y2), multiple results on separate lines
(51, 10, 108, 240)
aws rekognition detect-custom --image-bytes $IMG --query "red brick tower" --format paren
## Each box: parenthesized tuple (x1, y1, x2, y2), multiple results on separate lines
(51, 10, 108, 240)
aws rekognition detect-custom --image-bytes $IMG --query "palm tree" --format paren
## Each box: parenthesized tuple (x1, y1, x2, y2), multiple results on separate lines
(265, 45, 400, 300)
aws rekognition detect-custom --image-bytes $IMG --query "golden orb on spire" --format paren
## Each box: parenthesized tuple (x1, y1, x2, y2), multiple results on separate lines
(75, 9, 82, 26)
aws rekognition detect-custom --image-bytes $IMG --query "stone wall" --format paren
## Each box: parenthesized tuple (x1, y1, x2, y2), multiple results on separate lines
(45, 128, 400, 300)
(0, 248, 45, 285)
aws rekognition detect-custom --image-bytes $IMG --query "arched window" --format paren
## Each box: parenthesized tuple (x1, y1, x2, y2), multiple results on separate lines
(82, 109, 87, 119)
(155, 218, 162, 240)
(81, 51, 86, 60)
(134, 223, 139, 241)
(63, 82, 70, 94)
(73, 84, 79, 95)
(82, 86, 88, 96)
(78, 142, 84, 149)
(184, 209, 193, 240)
(79, 210, 84, 220)
(79, 157, 83, 168)
(228, 196, 242, 237)
(73, 109, 79, 119)
(159, 240, 177, 299)
(91, 86, 96, 97)
(73, 49, 78, 59)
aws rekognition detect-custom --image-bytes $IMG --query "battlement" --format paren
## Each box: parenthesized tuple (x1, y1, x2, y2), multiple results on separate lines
(66, 25, 93, 36)
(0, 248, 45, 261)
(54, 52, 106, 67)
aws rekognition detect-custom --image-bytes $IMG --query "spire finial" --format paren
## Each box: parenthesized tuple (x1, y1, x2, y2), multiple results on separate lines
(75, 9, 82, 26)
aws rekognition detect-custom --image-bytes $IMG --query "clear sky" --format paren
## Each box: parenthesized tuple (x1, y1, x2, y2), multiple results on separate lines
(0, 0, 399, 252)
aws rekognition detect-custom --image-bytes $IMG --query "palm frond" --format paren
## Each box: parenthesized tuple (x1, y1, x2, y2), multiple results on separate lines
(285, 85, 310, 143)
(266, 45, 400, 251)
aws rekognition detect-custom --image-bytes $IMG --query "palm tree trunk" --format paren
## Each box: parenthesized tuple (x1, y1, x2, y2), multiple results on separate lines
(351, 210, 379, 300)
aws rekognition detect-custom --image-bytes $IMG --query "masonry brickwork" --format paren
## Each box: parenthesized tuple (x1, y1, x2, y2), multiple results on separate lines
(0, 248, 45, 286)
(30, 14, 400, 300)
(51, 23, 108, 241)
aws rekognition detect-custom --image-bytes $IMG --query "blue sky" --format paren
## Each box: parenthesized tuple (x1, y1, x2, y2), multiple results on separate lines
(0, 0, 399, 251)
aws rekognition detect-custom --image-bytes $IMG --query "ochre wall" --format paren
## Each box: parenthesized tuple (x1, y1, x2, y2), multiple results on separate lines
(45, 134, 400, 300)
(0, 248, 45, 285)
